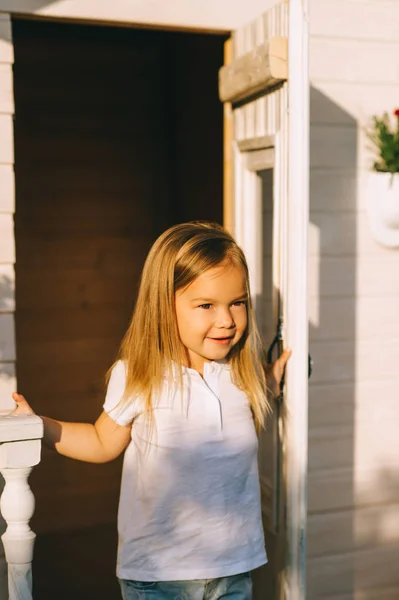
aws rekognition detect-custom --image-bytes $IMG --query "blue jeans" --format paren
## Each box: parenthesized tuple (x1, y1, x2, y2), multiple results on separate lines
(119, 572, 252, 600)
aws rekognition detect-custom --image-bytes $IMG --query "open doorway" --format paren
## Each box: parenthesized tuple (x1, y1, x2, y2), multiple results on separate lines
(12, 18, 226, 599)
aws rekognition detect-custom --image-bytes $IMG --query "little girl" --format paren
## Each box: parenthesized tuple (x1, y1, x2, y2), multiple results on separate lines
(13, 221, 290, 600)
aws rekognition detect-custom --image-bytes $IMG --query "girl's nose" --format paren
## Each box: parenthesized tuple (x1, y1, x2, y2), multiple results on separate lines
(215, 308, 235, 328)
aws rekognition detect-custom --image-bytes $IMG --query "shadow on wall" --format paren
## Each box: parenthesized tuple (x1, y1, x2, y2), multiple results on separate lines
(307, 84, 358, 597)
(0, 273, 16, 393)
(0, 273, 14, 313)
(0, 273, 15, 387)
(306, 86, 399, 598)
(308, 86, 399, 597)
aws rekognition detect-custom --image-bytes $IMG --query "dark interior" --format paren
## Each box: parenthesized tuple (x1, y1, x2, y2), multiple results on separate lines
(12, 18, 226, 599)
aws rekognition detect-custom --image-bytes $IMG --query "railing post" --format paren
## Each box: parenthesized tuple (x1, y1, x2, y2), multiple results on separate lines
(0, 415, 43, 600)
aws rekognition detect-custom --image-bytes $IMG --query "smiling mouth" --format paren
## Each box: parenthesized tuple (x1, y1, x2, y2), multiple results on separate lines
(208, 336, 234, 343)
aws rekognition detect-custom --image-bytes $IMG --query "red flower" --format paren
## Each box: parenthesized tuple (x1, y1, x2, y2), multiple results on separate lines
(394, 108, 399, 118)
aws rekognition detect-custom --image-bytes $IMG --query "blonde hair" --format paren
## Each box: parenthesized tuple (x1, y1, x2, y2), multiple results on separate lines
(111, 221, 270, 431)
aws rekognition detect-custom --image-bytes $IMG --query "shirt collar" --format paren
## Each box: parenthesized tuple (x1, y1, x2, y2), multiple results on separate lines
(166, 359, 230, 379)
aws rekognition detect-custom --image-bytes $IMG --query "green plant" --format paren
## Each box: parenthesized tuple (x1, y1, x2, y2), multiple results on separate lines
(368, 108, 399, 173)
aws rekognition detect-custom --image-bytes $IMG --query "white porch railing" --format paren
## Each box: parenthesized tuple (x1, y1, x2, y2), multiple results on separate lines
(0, 414, 43, 600)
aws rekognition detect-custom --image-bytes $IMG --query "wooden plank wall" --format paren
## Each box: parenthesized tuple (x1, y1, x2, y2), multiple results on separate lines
(0, 0, 277, 32)
(11, 19, 224, 599)
(0, 15, 15, 412)
(0, 12, 14, 600)
(13, 19, 173, 543)
(307, 1, 399, 598)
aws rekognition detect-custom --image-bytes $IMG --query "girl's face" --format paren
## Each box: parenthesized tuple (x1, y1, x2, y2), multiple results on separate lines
(175, 261, 248, 374)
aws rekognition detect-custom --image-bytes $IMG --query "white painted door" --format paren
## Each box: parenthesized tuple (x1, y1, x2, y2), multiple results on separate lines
(220, 1, 309, 599)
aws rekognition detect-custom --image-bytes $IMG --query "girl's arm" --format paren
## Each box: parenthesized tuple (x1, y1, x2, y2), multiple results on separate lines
(11, 393, 131, 464)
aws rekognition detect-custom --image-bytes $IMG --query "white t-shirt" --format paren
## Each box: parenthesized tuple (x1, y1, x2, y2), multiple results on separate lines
(104, 359, 267, 581)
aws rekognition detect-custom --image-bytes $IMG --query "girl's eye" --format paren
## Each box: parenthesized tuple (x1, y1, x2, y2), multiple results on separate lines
(232, 300, 246, 307)
(199, 304, 212, 309)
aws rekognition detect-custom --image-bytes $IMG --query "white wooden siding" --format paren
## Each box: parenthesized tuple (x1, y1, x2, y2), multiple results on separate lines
(0, 13, 15, 415)
(308, 0, 399, 597)
(310, 0, 399, 43)
(308, 297, 399, 340)
(310, 126, 369, 170)
(309, 212, 399, 256)
(309, 255, 399, 297)
(309, 380, 399, 429)
(308, 544, 399, 599)
(4, 0, 396, 42)
(0, 166, 14, 212)
(0, 12, 13, 599)
(0, 0, 276, 32)
(310, 38, 399, 85)
(311, 83, 399, 127)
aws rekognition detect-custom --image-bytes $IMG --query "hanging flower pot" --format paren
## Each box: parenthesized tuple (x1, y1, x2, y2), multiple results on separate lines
(367, 171, 399, 248)
(366, 108, 399, 248)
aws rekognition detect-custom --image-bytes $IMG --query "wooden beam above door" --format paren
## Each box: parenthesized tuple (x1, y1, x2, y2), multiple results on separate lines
(218, 36, 288, 104)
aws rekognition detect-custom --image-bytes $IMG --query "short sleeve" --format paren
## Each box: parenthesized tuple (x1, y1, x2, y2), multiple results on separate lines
(103, 361, 140, 426)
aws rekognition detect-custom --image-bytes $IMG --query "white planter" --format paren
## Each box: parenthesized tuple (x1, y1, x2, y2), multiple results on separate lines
(367, 171, 399, 248)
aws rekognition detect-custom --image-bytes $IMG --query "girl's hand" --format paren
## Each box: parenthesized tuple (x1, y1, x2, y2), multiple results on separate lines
(11, 393, 35, 415)
(265, 348, 292, 399)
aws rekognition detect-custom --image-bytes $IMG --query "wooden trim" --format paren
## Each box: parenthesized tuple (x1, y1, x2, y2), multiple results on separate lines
(237, 135, 274, 153)
(218, 36, 288, 104)
(0, 414, 43, 443)
(245, 148, 275, 172)
(10, 11, 230, 35)
(284, 0, 310, 598)
(223, 38, 234, 235)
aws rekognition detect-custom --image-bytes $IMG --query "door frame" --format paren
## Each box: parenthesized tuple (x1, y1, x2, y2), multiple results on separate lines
(284, 1, 309, 597)
(222, 1, 310, 598)
(230, 128, 288, 600)
(232, 140, 282, 536)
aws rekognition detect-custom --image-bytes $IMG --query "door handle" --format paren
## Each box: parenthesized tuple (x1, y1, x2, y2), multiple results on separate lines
(308, 353, 313, 379)
(267, 318, 313, 384)
(266, 318, 284, 397)
(266, 332, 282, 366)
